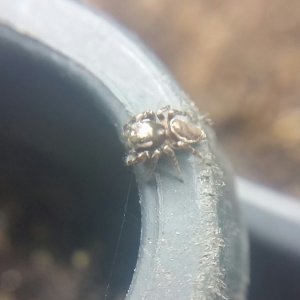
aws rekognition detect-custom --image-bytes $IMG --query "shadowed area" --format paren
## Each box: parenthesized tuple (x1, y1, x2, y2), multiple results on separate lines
(0, 28, 140, 300)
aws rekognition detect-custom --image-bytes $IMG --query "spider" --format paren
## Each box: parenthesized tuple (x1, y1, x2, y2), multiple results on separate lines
(123, 105, 207, 175)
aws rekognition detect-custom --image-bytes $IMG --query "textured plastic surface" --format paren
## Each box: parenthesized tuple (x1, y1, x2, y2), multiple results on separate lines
(0, 1, 248, 299)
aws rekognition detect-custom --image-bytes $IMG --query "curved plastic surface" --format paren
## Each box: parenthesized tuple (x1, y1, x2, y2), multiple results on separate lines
(0, 1, 249, 299)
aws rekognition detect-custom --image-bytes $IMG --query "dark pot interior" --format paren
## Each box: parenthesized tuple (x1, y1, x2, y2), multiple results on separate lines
(0, 28, 140, 300)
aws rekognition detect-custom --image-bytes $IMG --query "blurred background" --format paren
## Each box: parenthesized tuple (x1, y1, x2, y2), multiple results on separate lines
(85, 0, 300, 199)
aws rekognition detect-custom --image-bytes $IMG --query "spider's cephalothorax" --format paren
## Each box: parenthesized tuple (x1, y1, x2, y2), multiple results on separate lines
(123, 106, 206, 174)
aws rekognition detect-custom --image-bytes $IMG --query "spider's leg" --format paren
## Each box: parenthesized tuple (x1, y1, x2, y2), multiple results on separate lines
(136, 110, 156, 122)
(157, 105, 171, 113)
(195, 113, 213, 126)
(157, 105, 171, 121)
(148, 149, 161, 171)
(123, 123, 129, 132)
(151, 149, 163, 169)
(144, 110, 156, 120)
(123, 116, 137, 131)
(176, 141, 203, 159)
(157, 105, 186, 121)
(162, 145, 181, 175)
(168, 109, 190, 121)
(126, 150, 151, 166)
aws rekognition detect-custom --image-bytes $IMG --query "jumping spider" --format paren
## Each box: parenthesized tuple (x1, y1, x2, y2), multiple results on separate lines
(123, 105, 207, 175)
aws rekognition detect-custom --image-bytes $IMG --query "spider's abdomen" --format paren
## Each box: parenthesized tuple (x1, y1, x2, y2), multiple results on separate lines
(170, 118, 206, 144)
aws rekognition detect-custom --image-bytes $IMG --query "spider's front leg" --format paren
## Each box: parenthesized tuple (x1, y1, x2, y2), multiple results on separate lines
(124, 111, 156, 131)
(135, 110, 156, 122)
(157, 105, 170, 121)
(157, 105, 182, 121)
(126, 150, 151, 166)
(142, 149, 162, 175)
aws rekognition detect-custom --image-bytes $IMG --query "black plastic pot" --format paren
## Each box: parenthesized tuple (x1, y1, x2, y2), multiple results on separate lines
(237, 179, 300, 300)
(0, 1, 248, 299)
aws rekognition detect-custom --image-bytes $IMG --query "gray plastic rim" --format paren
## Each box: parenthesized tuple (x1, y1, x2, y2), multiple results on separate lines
(0, 1, 249, 299)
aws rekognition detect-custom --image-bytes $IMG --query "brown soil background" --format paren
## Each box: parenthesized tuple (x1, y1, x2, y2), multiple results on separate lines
(85, 0, 300, 198)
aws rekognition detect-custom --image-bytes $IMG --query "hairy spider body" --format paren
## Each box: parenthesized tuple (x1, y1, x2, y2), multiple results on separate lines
(123, 106, 206, 174)
(126, 120, 166, 150)
(169, 118, 204, 144)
